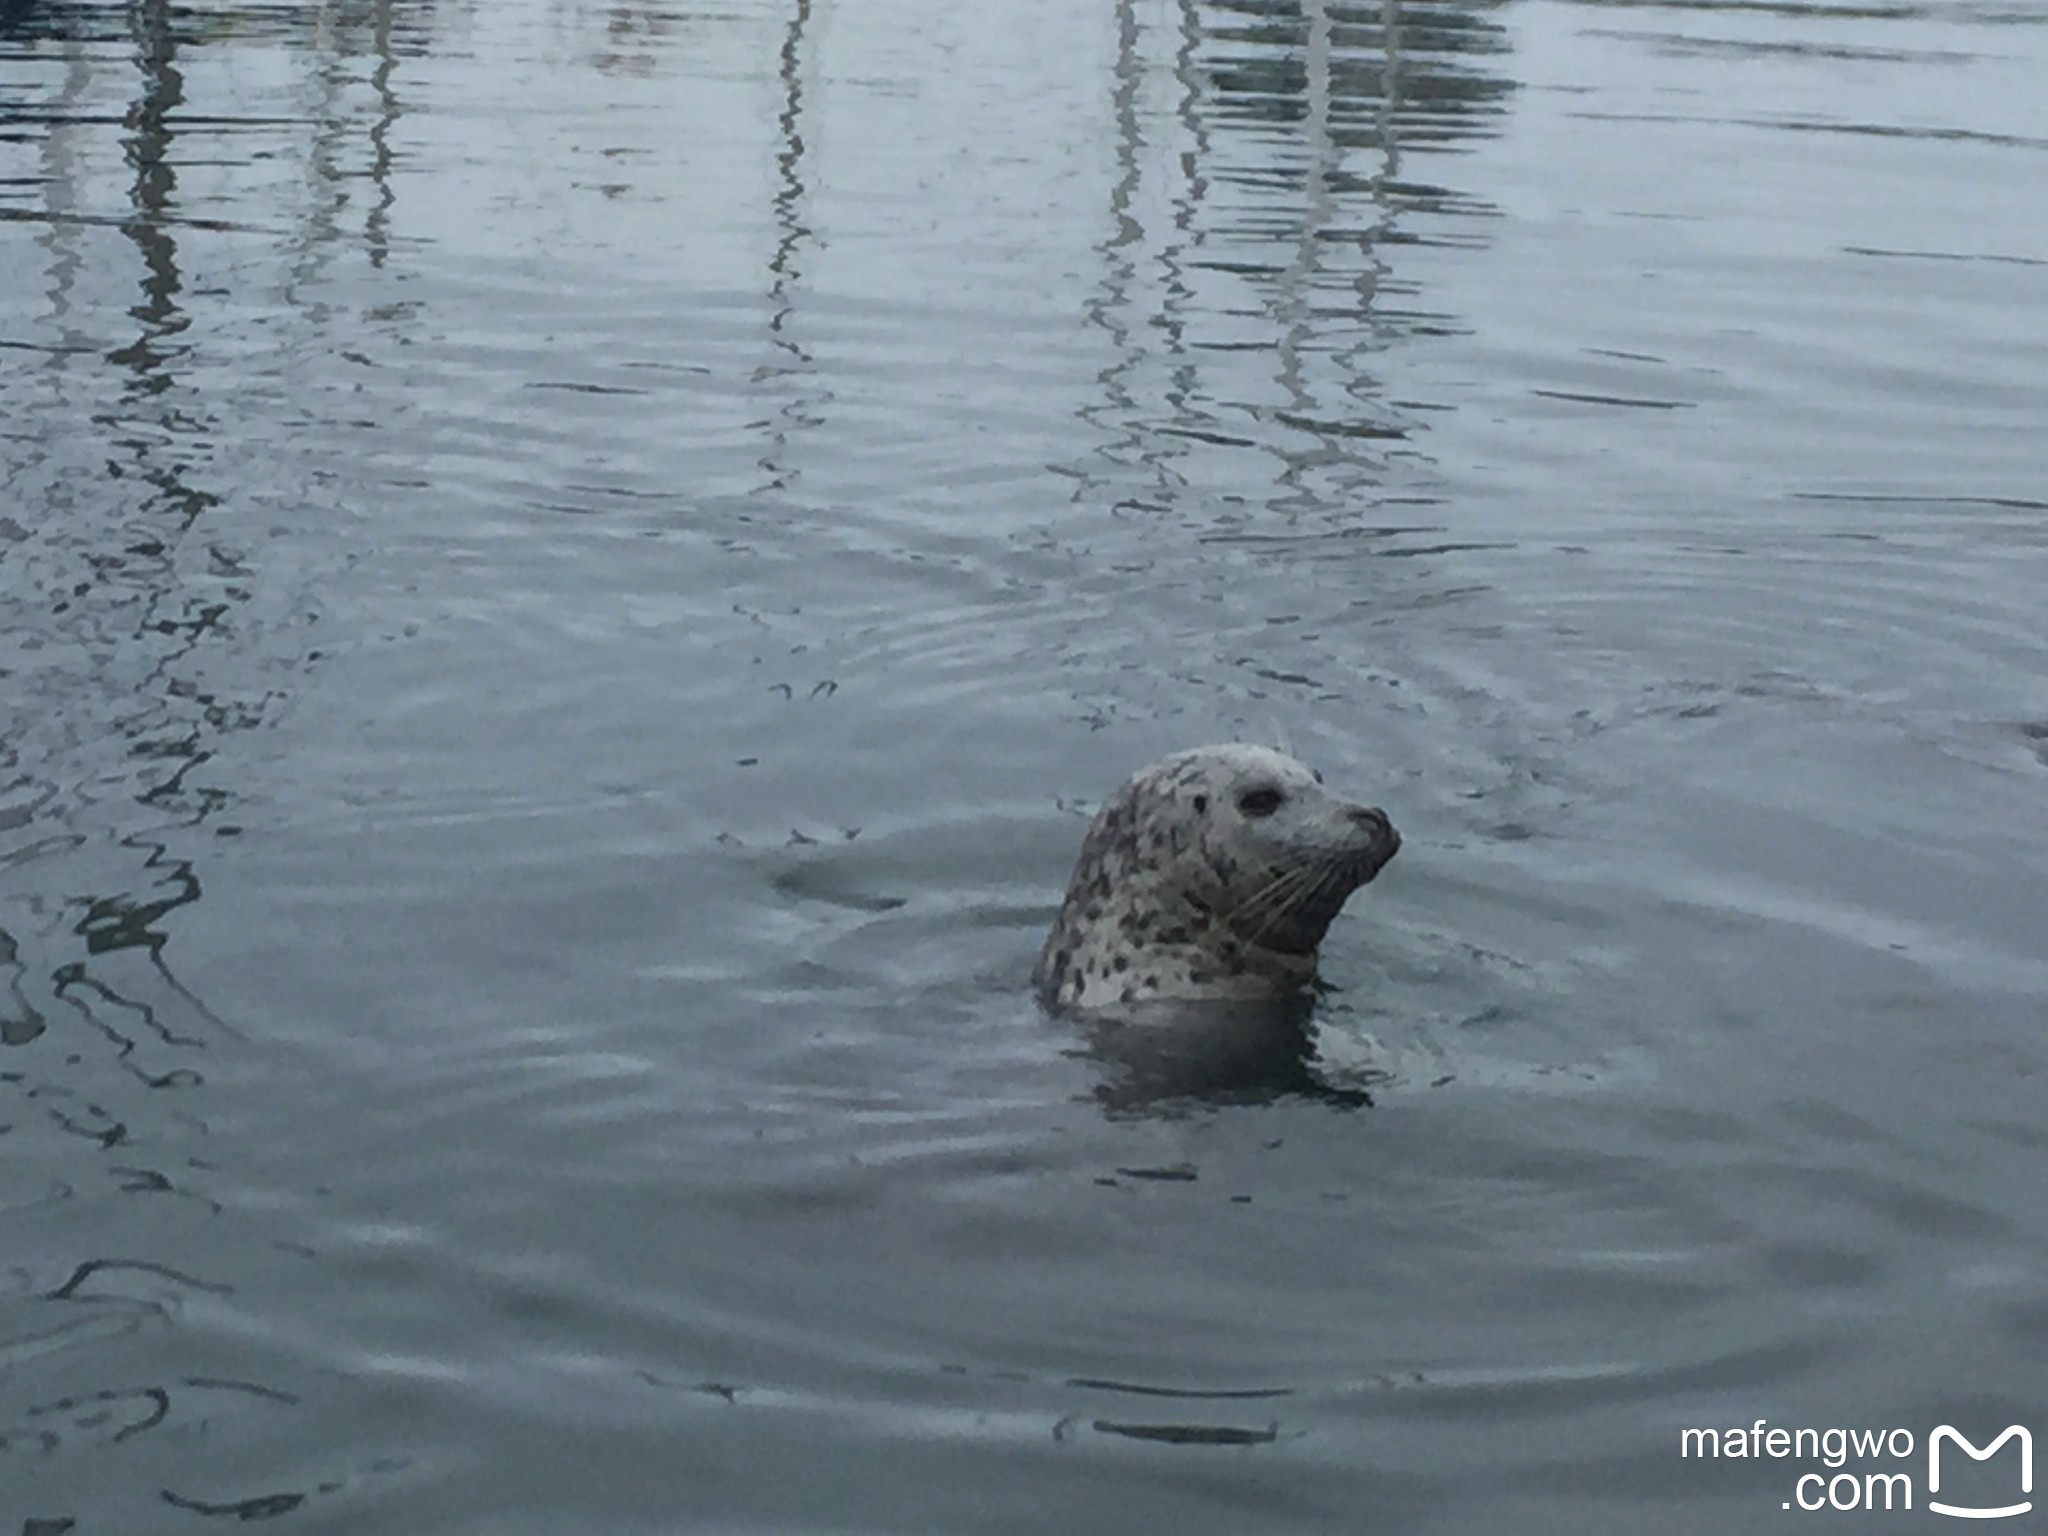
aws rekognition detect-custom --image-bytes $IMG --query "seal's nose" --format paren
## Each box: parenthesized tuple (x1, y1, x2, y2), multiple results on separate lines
(1349, 804, 1398, 852)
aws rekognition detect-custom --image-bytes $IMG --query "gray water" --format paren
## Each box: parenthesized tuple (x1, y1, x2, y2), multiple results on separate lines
(4, 0, 2047, 1530)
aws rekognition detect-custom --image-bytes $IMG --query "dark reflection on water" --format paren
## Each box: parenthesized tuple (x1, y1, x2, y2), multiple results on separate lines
(2, 0, 2046, 1529)
(1073, 0, 1513, 653)
(2, 1, 427, 1523)
(758, 0, 818, 492)
(1081, 992, 1379, 1114)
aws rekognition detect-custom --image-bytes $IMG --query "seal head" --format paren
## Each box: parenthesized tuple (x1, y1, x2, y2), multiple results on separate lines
(1034, 745, 1399, 1012)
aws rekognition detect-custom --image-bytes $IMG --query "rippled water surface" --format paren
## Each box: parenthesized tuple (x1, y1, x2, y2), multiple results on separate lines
(4, 0, 2047, 1529)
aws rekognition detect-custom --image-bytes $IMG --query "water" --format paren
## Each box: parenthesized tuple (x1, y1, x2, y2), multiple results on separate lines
(3, 0, 2046, 1529)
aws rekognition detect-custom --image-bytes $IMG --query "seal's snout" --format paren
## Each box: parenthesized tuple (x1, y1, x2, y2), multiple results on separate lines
(1348, 803, 1398, 851)
(1345, 804, 1399, 883)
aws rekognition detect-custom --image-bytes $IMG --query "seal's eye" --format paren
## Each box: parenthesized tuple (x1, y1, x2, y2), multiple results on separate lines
(1191, 793, 1209, 814)
(1237, 786, 1284, 818)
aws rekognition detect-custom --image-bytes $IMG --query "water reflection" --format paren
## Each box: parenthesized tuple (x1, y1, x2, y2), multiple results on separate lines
(0, 1, 126, 45)
(758, 0, 822, 492)
(595, 2, 674, 78)
(2, 0, 414, 979)
(1083, 994, 1376, 1114)
(1080, 0, 1513, 524)
(0, 923, 45, 1045)
(0, 3, 416, 1517)
(298, 1, 410, 272)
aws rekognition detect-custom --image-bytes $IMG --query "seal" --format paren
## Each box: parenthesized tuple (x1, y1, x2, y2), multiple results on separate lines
(1034, 745, 1399, 1012)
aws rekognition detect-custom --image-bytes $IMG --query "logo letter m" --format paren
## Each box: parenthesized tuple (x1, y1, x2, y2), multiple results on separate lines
(1930, 1425, 2032, 1520)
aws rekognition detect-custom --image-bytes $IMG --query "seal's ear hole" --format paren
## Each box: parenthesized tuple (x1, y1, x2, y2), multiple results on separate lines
(1191, 793, 1209, 814)
(1237, 786, 1284, 818)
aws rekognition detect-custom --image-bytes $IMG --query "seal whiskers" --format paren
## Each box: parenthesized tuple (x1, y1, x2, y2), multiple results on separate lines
(1228, 862, 1334, 949)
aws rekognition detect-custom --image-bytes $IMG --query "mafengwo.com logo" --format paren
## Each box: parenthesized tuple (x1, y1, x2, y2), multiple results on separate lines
(1680, 1420, 2032, 1516)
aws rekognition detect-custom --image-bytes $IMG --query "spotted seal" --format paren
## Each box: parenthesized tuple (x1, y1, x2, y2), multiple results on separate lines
(1034, 745, 1399, 1012)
